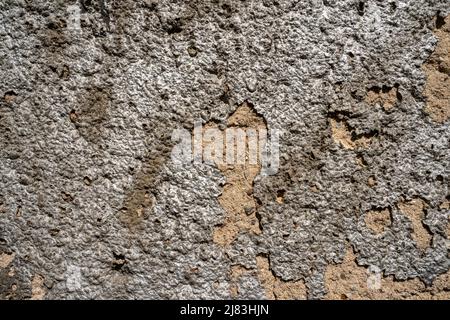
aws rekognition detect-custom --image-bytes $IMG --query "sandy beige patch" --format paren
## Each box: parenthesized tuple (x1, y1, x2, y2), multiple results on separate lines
(365, 209, 391, 234)
(398, 199, 431, 251)
(0, 252, 15, 269)
(365, 86, 399, 111)
(256, 256, 307, 300)
(212, 102, 265, 246)
(325, 248, 450, 299)
(31, 274, 46, 300)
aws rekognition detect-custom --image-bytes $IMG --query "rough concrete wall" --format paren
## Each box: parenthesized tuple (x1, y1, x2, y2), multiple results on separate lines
(0, 0, 449, 300)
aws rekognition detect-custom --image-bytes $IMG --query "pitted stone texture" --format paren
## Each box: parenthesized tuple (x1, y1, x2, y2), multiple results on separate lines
(0, 0, 449, 299)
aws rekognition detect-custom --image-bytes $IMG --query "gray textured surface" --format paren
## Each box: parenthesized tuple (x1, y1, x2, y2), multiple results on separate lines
(0, 0, 449, 299)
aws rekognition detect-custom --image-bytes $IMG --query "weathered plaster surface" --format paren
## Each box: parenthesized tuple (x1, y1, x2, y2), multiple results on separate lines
(0, 0, 449, 299)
